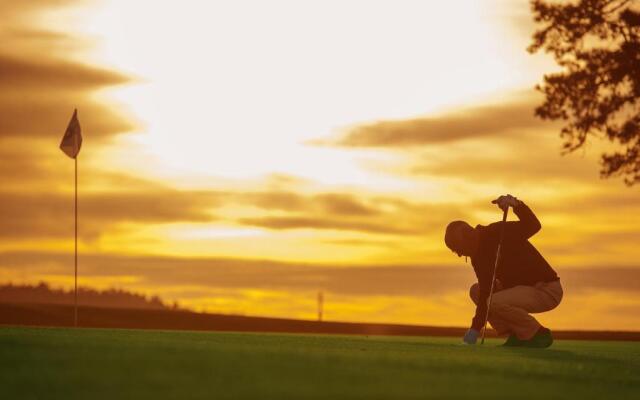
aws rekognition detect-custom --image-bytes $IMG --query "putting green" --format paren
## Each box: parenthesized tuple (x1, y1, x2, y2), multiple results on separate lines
(1, 326, 638, 399)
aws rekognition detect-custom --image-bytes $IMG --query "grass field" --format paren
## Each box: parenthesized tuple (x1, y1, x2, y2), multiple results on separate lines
(1, 327, 638, 399)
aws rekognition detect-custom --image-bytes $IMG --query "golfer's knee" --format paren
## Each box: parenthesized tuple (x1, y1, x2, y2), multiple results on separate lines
(469, 283, 479, 305)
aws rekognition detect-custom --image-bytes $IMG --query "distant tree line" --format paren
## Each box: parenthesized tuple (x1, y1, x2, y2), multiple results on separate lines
(0, 282, 182, 310)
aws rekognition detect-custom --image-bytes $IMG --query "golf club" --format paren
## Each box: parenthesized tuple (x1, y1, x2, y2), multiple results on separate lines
(481, 206, 509, 344)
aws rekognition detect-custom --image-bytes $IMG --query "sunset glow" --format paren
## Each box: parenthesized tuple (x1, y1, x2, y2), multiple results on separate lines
(1, 0, 638, 331)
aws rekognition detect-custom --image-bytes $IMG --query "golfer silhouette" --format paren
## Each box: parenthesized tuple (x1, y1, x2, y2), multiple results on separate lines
(445, 194, 562, 347)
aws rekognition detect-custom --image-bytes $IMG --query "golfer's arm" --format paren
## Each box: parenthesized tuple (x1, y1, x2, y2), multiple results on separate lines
(512, 201, 542, 239)
(471, 302, 487, 331)
(471, 276, 491, 331)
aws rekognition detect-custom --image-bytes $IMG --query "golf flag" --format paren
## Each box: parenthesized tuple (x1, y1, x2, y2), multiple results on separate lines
(59, 108, 82, 327)
(60, 109, 82, 159)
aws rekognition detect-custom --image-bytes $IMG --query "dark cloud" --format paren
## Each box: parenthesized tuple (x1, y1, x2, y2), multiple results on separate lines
(412, 153, 595, 183)
(238, 216, 416, 235)
(0, 140, 169, 190)
(241, 191, 307, 212)
(0, 96, 134, 139)
(0, 156, 469, 240)
(0, 250, 478, 296)
(0, 28, 87, 59)
(566, 190, 640, 212)
(314, 193, 378, 216)
(0, 0, 137, 248)
(558, 268, 640, 295)
(0, 140, 51, 186)
(0, 190, 222, 240)
(235, 194, 469, 236)
(321, 239, 401, 249)
(0, 147, 467, 241)
(0, 0, 76, 17)
(0, 54, 128, 91)
(317, 95, 559, 148)
(0, 2, 134, 142)
(540, 229, 640, 263)
(241, 191, 378, 216)
(407, 132, 599, 184)
(1, 250, 638, 297)
(530, 189, 640, 224)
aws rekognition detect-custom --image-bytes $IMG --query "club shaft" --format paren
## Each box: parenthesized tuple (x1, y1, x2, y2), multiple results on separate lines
(481, 207, 508, 344)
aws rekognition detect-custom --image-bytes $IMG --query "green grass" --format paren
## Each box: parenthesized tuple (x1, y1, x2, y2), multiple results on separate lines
(1, 327, 639, 399)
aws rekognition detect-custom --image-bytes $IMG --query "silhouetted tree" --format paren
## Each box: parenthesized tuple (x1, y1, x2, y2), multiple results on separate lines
(528, 0, 640, 185)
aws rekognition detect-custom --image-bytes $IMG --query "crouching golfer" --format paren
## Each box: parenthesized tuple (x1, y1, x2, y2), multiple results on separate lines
(444, 194, 562, 347)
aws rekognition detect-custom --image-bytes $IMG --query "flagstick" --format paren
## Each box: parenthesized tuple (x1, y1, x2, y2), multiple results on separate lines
(61, 108, 81, 327)
(74, 156, 78, 328)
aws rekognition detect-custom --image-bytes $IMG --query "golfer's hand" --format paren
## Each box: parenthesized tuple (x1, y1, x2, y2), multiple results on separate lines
(491, 194, 520, 211)
(463, 328, 479, 345)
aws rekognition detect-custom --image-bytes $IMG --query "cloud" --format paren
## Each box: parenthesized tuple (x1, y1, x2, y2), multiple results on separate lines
(0, 162, 470, 241)
(0, 0, 76, 18)
(0, 189, 222, 240)
(0, 139, 175, 191)
(0, 147, 467, 242)
(0, 96, 134, 140)
(241, 191, 307, 211)
(1, 250, 638, 297)
(405, 132, 599, 185)
(241, 191, 379, 216)
(0, 140, 52, 187)
(312, 193, 379, 216)
(566, 190, 640, 213)
(317, 93, 559, 148)
(2, 250, 639, 329)
(0, 2, 134, 142)
(238, 216, 416, 235)
(0, 139, 227, 241)
(321, 239, 401, 249)
(0, 0, 151, 241)
(234, 192, 470, 236)
(413, 152, 595, 183)
(0, 54, 128, 91)
(332, 100, 619, 187)
(0, 250, 487, 296)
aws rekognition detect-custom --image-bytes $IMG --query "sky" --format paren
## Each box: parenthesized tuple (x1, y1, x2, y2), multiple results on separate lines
(0, 0, 639, 330)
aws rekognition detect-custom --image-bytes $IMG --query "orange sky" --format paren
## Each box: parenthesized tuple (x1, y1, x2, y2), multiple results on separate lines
(0, 0, 639, 331)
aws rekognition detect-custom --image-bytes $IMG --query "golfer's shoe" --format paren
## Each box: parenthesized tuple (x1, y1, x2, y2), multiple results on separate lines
(521, 327, 553, 348)
(501, 334, 525, 347)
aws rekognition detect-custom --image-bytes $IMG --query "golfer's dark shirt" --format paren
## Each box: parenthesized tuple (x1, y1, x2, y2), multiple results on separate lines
(470, 202, 559, 331)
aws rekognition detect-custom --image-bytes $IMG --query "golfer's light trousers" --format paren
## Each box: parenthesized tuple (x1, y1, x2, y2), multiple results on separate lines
(469, 280, 563, 340)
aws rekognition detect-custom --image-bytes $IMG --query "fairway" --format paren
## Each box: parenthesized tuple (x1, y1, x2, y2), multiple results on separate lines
(1, 327, 639, 399)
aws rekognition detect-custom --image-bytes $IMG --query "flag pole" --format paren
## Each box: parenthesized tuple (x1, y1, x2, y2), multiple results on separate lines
(60, 108, 81, 328)
(74, 155, 78, 327)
